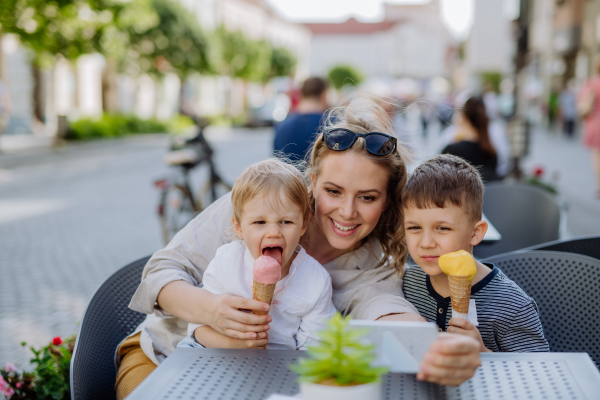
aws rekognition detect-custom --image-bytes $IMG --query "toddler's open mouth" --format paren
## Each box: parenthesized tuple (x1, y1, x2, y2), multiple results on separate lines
(262, 245, 283, 265)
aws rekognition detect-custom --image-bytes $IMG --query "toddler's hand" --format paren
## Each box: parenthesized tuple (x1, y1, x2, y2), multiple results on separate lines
(447, 318, 490, 352)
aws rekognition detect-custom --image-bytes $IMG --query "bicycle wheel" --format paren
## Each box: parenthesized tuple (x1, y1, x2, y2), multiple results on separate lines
(159, 184, 198, 244)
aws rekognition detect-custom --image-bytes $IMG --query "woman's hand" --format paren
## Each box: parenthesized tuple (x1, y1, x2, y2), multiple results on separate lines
(447, 318, 490, 353)
(417, 332, 481, 386)
(207, 294, 273, 340)
(157, 281, 271, 340)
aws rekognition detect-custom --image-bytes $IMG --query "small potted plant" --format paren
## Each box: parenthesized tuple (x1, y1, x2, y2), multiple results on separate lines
(290, 313, 388, 400)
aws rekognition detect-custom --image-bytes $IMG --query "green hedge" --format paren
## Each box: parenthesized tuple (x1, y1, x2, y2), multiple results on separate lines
(66, 114, 194, 140)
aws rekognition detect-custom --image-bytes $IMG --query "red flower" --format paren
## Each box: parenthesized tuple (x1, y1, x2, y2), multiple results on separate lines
(532, 166, 544, 178)
(52, 337, 62, 346)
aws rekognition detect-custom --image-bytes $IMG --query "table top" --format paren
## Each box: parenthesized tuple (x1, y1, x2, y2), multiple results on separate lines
(128, 349, 600, 400)
(481, 213, 501, 242)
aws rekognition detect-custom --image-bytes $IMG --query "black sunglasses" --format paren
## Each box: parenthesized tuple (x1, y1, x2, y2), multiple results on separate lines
(323, 128, 397, 156)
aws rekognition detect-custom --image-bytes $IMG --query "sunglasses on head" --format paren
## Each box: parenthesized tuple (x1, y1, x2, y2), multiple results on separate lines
(323, 128, 397, 156)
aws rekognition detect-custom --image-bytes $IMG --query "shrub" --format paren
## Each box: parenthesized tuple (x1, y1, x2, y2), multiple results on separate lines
(0, 336, 76, 400)
(67, 114, 195, 140)
(328, 65, 363, 90)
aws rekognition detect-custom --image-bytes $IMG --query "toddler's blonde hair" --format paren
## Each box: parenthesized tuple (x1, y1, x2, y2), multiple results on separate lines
(231, 158, 311, 224)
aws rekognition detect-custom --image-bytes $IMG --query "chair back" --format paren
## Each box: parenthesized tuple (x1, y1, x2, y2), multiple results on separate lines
(482, 250, 600, 367)
(474, 182, 561, 259)
(525, 235, 600, 260)
(70, 256, 150, 400)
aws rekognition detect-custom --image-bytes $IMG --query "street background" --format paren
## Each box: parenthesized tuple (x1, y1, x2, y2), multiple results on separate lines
(1, 0, 600, 375)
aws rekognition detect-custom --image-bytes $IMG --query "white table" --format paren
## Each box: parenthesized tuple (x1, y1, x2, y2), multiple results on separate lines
(128, 349, 600, 400)
(481, 213, 501, 242)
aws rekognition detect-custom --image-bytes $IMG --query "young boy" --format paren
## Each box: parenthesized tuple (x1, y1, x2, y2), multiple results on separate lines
(178, 159, 336, 350)
(402, 154, 549, 352)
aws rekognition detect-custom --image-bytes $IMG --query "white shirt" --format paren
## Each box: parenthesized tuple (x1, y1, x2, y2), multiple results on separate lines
(188, 241, 336, 350)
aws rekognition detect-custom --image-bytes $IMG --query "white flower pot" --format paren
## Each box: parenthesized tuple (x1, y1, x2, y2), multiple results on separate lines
(300, 381, 381, 400)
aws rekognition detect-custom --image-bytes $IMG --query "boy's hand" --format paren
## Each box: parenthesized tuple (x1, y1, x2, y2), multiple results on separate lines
(447, 318, 490, 352)
(194, 326, 268, 349)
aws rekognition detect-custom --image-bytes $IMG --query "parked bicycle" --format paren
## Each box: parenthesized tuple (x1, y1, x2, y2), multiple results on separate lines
(154, 119, 232, 244)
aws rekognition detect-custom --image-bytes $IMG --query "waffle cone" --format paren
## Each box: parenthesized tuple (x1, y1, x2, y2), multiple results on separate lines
(252, 281, 276, 315)
(448, 275, 473, 314)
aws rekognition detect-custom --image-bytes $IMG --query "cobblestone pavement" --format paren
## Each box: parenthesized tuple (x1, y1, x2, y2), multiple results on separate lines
(0, 128, 273, 368)
(1, 123, 598, 369)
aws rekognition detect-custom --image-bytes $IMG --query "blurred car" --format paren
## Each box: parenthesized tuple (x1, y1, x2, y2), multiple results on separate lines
(246, 93, 290, 127)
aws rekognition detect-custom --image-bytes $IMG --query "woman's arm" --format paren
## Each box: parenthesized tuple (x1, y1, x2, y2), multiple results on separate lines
(158, 281, 271, 339)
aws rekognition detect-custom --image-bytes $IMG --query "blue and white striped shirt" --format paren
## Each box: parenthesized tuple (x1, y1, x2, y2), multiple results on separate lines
(403, 264, 549, 352)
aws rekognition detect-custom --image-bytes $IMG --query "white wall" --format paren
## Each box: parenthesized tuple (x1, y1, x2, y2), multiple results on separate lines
(2, 34, 34, 134)
(465, 0, 512, 75)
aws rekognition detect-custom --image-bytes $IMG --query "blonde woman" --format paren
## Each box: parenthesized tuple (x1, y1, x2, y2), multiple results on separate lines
(115, 96, 481, 399)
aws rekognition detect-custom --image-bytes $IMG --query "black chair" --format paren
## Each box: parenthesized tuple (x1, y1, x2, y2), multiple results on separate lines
(482, 250, 600, 368)
(524, 235, 600, 261)
(474, 182, 562, 259)
(70, 256, 150, 400)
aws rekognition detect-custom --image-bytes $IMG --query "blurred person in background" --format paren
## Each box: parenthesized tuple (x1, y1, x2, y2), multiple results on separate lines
(578, 56, 600, 196)
(0, 78, 11, 151)
(439, 97, 501, 183)
(274, 77, 328, 162)
(559, 81, 577, 138)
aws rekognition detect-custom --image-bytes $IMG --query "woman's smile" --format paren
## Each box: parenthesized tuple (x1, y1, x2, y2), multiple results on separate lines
(329, 217, 360, 236)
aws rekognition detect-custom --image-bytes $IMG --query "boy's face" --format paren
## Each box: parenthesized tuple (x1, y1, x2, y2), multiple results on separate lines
(403, 202, 487, 277)
(233, 191, 308, 268)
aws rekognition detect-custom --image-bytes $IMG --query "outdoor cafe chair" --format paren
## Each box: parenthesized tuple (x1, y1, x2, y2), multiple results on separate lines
(482, 250, 600, 368)
(474, 182, 562, 259)
(523, 234, 600, 261)
(70, 256, 150, 400)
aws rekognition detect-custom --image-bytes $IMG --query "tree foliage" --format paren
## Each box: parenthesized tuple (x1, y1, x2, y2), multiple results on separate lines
(328, 65, 363, 90)
(270, 46, 296, 78)
(0, 0, 295, 82)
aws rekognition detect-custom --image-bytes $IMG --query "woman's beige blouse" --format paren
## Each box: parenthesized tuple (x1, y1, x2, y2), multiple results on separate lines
(126, 193, 418, 365)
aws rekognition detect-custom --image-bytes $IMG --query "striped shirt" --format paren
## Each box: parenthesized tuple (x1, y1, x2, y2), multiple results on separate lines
(403, 264, 549, 352)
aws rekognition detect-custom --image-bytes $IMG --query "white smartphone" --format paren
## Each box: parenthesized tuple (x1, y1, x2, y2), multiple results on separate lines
(349, 320, 438, 373)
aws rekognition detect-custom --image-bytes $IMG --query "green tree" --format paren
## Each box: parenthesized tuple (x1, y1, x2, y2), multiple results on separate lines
(328, 65, 363, 90)
(269, 46, 296, 78)
(123, 0, 210, 77)
(0, 0, 158, 66)
(211, 26, 273, 82)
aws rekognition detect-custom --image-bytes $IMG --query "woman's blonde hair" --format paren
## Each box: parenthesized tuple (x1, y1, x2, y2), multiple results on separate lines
(231, 158, 311, 224)
(305, 94, 412, 274)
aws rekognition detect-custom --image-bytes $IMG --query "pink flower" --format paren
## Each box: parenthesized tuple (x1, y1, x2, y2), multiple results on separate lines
(0, 376, 15, 397)
(16, 382, 22, 389)
(52, 337, 63, 346)
(4, 362, 16, 372)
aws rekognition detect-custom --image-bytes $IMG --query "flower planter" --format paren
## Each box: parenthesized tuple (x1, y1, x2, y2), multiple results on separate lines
(300, 380, 381, 400)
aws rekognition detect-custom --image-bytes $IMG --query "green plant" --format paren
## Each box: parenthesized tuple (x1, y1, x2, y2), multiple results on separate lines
(0, 336, 76, 400)
(327, 65, 363, 90)
(66, 113, 194, 140)
(290, 313, 388, 386)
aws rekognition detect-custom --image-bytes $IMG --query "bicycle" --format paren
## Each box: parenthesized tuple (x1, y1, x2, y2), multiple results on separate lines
(154, 120, 232, 244)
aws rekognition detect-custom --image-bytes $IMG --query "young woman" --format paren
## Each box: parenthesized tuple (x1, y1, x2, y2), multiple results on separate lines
(441, 97, 501, 183)
(116, 96, 481, 399)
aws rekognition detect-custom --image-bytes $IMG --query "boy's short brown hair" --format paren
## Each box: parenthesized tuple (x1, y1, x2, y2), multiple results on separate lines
(402, 154, 484, 222)
(231, 158, 311, 224)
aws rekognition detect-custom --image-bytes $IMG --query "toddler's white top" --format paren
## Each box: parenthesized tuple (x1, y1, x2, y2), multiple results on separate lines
(188, 240, 336, 350)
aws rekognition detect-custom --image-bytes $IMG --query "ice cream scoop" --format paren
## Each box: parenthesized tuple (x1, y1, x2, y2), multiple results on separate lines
(439, 250, 477, 280)
(439, 250, 477, 319)
(252, 255, 281, 315)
